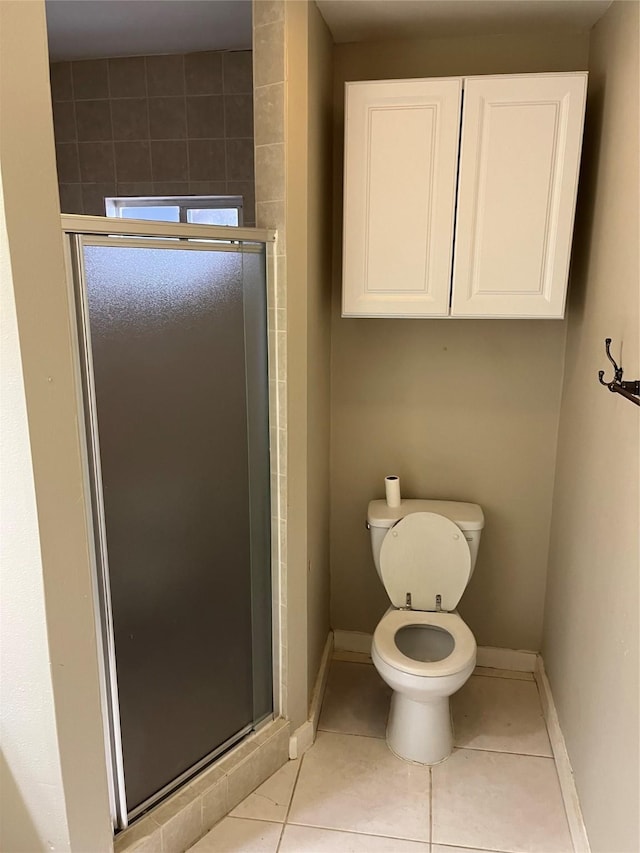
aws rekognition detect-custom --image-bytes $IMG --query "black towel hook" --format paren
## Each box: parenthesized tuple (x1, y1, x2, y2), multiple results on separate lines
(598, 338, 640, 407)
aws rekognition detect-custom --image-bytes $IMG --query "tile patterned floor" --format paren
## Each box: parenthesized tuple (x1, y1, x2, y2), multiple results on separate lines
(189, 660, 573, 853)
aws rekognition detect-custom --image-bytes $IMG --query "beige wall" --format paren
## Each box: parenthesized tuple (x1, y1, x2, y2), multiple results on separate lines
(253, 0, 333, 729)
(50, 49, 255, 223)
(330, 32, 590, 649)
(1, 178, 70, 853)
(284, 0, 333, 715)
(0, 2, 112, 849)
(305, 1, 333, 696)
(284, 0, 311, 729)
(542, 4, 640, 852)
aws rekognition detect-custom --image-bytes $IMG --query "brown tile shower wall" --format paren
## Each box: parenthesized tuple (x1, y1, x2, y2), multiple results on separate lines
(50, 51, 255, 224)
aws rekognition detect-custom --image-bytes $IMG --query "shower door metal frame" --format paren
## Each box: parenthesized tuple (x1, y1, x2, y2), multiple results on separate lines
(61, 215, 277, 830)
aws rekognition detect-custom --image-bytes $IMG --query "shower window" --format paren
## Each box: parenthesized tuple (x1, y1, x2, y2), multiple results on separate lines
(105, 195, 244, 226)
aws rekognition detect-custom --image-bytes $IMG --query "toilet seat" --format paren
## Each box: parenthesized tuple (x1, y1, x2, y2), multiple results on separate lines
(373, 609, 476, 678)
(379, 512, 471, 612)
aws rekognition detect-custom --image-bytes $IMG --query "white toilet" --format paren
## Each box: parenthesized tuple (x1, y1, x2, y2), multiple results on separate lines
(368, 498, 484, 765)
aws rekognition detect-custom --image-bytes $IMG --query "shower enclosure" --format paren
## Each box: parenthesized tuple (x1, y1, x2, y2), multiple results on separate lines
(63, 215, 275, 829)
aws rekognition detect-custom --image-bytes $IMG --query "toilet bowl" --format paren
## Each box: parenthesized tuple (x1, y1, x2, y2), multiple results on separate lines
(372, 609, 476, 764)
(368, 498, 484, 765)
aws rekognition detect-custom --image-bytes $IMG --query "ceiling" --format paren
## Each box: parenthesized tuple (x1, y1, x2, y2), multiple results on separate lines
(46, 0, 613, 62)
(45, 0, 252, 62)
(315, 0, 612, 43)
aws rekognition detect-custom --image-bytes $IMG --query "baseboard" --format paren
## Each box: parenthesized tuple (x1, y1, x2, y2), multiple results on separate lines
(476, 645, 537, 672)
(333, 649, 372, 664)
(535, 657, 591, 853)
(288, 719, 314, 759)
(333, 630, 537, 673)
(289, 631, 333, 759)
(333, 629, 372, 655)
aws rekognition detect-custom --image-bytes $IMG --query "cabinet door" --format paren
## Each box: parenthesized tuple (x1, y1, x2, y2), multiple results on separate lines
(342, 78, 462, 317)
(451, 74, 587, 318)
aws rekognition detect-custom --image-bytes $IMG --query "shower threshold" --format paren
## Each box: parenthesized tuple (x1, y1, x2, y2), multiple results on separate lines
(115, 718, 290, 853)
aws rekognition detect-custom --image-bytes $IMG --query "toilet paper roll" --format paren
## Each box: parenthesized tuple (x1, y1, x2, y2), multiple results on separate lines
(385, 475, 401, 508)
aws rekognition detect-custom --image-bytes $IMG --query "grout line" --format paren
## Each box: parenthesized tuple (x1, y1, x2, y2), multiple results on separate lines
(316, 727, 553, 760)
(284, 821, 430, 845)
(67, 66, 81, 213)
(197, 816, 500, 852)
(284, 753, 305, 821)
(253, 80, 283, 94)
(429, 765, 433, 847)
(471, 672, 535, 682)
(432, 843, 504, 853)
(315, 728, 386, 742)
(106, 61, 117, 204)
(254, 141, 286, 151)
(71, 136, 253, 145)
(452, 744, 555, 759)
(183, 55, 191, 187)
(221, 62, 229, 187)
(143, 57, 153, 187)
(276, 754, 305, 852)
(226, 814, 283, 826)
(192, 792, 203, 846)
(275, 821, 286, 852)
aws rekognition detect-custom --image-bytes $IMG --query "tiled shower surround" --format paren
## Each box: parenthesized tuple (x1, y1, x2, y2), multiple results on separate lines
(49, 50, 255, 222)
(254, 0, 288, 720)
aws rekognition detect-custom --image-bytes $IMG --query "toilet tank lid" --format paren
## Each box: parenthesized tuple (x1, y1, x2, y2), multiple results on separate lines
(367, 499, 484, 530)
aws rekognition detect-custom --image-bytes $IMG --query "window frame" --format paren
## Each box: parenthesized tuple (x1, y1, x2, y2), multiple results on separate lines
(104, 195, 244, 226)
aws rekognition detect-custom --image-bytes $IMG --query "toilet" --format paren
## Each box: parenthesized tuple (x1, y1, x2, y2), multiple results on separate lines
(368, 498, 484, 764)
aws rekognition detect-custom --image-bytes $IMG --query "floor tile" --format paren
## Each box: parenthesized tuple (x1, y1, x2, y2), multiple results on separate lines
(432, 748, 572, 853)
(280, 824, 430, 852)
(452, 675, 552, 756)
(188, 817, 281, 852)
(318, 661, 391, 738)
(288, 731, 430, 842)
(229, 758, 300, 823)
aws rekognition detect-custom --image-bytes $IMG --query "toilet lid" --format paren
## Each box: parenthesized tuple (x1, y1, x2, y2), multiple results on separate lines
(379, 512, 471, 612)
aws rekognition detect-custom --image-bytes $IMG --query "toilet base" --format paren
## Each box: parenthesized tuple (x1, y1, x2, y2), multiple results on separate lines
(386, 692, 453, 764)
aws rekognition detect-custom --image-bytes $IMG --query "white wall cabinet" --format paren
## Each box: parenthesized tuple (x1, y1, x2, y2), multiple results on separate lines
(342, 72, 588, 319)
(342, 78, 463, 317)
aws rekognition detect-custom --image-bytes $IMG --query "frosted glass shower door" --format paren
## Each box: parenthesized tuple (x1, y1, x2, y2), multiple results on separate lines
(73, 235, 272, 824)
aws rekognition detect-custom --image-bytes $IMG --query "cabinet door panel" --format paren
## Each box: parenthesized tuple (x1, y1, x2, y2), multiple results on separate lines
(343, 79, 462, 317)
(451, 74, 587, 318)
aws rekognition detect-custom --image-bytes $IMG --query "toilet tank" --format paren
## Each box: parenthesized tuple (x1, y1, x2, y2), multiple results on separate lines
(367, 499, 484, 582)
